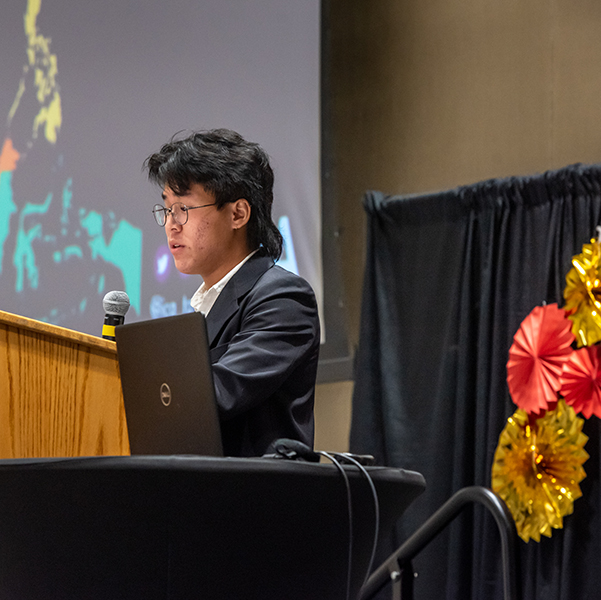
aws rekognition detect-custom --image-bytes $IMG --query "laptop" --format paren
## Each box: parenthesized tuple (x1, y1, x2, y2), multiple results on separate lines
(115, 312, 223, 456)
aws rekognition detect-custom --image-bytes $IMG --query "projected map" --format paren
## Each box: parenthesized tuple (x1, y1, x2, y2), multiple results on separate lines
(0, 0, 141, 331)
(0, 0, 319, 337)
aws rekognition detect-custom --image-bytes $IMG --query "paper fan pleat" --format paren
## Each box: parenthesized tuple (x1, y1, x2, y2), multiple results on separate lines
(560, 346, 601, 419)
(507, 304, 575, 414)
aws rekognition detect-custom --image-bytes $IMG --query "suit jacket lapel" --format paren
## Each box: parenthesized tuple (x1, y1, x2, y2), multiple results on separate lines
(205, 253, 274, 346)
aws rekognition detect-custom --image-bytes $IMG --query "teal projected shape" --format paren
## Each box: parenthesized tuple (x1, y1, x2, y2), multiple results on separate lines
(13, 192, 53, 291)
(0, 171, 18, 275)
(53, 245, 83, 262)
(81, 210, 142, 314)
(61, 177, 72, 233)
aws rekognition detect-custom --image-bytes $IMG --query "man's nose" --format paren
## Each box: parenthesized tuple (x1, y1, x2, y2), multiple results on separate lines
(167, 213, 182, 228)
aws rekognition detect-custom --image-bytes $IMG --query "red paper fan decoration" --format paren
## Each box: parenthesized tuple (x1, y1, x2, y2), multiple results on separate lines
(507, 304, 575, 414)
(560, 346, 601, 419)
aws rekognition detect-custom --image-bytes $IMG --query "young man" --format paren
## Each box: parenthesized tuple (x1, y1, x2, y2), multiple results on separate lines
(144, 129, 320, 457)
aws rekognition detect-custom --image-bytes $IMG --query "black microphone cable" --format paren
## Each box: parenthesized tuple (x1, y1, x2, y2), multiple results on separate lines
(271, 440, 380, 600)
(318, 451, 353, 600)
(330, 452, 381, 592)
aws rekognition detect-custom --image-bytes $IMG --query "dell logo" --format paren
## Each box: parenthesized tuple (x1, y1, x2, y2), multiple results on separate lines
(160, 383, 172, 407)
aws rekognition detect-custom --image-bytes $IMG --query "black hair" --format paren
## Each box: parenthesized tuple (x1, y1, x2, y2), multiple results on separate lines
(144, 128, 283, 259)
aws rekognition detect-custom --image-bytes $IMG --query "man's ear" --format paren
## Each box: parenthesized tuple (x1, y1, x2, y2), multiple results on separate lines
(231, 199, 251, 230)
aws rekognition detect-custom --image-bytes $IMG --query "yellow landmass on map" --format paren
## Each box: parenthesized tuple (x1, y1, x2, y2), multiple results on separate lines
(10, 0, 63, 144)
(33, 91, 62, 144)
(24, 0, 41, 36)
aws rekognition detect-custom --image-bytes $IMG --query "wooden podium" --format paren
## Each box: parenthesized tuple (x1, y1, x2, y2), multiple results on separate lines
(0, 309, 129, 458)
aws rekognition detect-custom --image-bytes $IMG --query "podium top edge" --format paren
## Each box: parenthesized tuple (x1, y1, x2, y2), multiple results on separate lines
(0, 309, 117, 354)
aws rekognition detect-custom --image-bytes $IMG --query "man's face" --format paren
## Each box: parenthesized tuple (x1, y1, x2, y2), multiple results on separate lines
(163, 183, 239, 286)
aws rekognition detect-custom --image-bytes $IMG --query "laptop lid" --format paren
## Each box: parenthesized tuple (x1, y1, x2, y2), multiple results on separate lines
(115, 312, 223, 456)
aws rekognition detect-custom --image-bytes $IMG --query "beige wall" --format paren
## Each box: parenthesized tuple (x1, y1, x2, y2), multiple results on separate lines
(314, 380, 354, 452)
(314, 0, 601, 452)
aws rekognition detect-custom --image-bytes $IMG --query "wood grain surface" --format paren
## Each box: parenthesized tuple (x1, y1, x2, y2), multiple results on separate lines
(0, 310, 130, 458)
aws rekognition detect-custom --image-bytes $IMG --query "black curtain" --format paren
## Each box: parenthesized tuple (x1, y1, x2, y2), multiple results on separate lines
(350, 163, 601, 600)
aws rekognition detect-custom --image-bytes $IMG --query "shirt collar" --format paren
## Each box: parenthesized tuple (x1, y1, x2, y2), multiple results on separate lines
(190, 249, 259, 315)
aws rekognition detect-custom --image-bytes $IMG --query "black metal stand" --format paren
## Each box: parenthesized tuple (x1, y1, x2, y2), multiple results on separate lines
(359, 486, 519, 600)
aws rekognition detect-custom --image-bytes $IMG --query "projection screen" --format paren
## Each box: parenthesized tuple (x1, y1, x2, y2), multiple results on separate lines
(0, 0, 322, 339)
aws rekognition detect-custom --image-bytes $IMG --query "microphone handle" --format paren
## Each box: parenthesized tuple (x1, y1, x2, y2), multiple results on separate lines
(102, 313, 125, 341)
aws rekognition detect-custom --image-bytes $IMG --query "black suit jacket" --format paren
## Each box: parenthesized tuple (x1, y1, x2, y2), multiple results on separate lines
(205, 250, 320, 457)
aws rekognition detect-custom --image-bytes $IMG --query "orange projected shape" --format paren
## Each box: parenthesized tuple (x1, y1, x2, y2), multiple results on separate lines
(0, 138, 20, 172)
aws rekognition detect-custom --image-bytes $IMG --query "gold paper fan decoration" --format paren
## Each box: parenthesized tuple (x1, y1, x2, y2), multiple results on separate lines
(564, 238, 601, 347)
(491, 400, 588, 542)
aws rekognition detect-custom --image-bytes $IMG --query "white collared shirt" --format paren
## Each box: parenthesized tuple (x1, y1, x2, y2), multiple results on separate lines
(190, 249, 259, 315)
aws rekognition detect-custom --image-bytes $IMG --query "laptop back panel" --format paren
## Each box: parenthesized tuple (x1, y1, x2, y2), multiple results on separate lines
(115, 312, 223, 456)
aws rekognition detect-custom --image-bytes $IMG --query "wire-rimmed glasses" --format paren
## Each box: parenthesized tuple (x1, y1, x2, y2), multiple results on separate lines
(152, 202, 216, 226)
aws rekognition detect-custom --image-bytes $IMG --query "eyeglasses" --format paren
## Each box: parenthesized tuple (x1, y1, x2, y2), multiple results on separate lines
(152, 202, 216, 226)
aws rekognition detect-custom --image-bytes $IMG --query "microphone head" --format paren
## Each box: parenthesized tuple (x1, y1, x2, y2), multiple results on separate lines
(102, 290, 130, 316)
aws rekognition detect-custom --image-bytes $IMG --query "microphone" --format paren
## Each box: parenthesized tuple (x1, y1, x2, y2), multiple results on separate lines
(102, 290, 130, 340)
